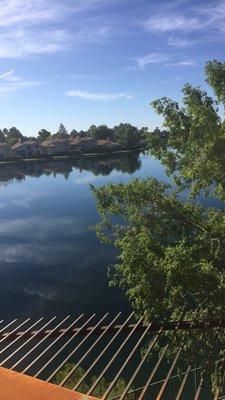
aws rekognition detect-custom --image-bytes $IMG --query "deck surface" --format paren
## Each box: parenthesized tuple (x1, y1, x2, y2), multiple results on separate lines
(0, 367, 99, 400)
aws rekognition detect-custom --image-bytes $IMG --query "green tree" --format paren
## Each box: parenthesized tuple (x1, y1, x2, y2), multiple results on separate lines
(78, 130, 86, 138)
(88, 124, 98, 138)
(92, 60, 225, 392)
(205, 59, 225, 107)
(149, 65, 225, 199)
(139, 126, 149, 139)
(114, 123, 140, 146)
(70, 129, 78, 137)
(88, 124, 113, 140)
(37, 129, 51, 142)
(56, 123, 68, 139)
(0, 129, 6, 142)
(5, 127, 23, 145)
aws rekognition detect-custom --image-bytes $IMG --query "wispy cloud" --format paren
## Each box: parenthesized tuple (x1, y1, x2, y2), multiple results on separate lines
(143, 16, 200, 33)
(66, 89, 133, 101)
(0, 0, 119, 59)
(165, 60, 195, 67)
(0, 69, 42, 96)
(0, 29, 73, 59)
(0, 69, 16, 80)
(137, 53, 169, 69)
(0, 0, 117, 27)
(142, 0, 225, 47)
(136, 52, 195, 69)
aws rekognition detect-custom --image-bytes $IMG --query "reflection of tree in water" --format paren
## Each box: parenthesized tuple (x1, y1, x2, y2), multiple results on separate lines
(0, 154, 142, 183)
(74, 154, 141, 176)
(114, 154, 141, 174)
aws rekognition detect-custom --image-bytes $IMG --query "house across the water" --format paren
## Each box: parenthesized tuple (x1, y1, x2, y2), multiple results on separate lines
(12, 139, 41, 158)
(69, 137, 97, 152)
(41, 138, 70, 156)
(0, 142, 13, 160)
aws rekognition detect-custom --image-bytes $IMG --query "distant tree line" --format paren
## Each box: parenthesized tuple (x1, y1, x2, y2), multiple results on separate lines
(0, 123, 149, 147)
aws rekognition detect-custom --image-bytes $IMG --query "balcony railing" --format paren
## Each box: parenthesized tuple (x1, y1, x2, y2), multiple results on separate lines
(0, 313, 224, 399)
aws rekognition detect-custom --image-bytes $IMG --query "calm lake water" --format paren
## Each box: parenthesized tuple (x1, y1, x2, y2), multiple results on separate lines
(0, 153, 222, 319)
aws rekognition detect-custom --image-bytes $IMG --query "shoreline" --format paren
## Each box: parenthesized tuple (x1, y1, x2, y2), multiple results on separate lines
(0, 147, 148, 166)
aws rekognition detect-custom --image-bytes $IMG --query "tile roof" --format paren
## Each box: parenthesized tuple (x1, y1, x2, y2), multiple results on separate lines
(12, 142, 26, 150)
(12, 140, 39, 149)
(97, 139, 118, 146)
(70, 137, 96, 144)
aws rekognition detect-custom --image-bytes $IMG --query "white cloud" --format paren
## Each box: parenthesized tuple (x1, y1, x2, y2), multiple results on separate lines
(143, 15, 200, 33)
(165, 60, 195, 67)
(0, 0, 114, 27)
(0, 68, 16, 80)
(0, 0, 119, 59)
(0, 69, 42, 96)
(137, 53, 169, 69)
(136, 52, 196, 70)
(142, 0, 225, 46)
(66, 89, 133, 101)
(0, 27, 73, 59)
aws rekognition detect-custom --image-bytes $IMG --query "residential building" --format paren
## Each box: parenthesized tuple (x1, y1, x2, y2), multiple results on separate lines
(0, 143, 13, 160)
(12, 140, 41, 158)
(40, 141, 58, 156)
(69, 137, 97, 152)
(40, 138, 70, 156)
(96, 139, 120, 151)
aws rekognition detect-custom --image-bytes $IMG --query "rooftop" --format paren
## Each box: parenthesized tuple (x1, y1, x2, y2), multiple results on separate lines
(97, 140, 118, 146)
(70, 137, 96, 145)
(0, 142, 9, 148)
(12, 140, 39, 149)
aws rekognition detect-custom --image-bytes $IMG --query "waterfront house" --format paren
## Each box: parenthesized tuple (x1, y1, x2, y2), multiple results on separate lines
(41, 138, 70, 156)
(0, 143, 13, 160)
(96, 139, 120, 151)
(51, 138, 70, 153)
(69, 137, 97, 152)
(12, 139, 41, 158)
(41, 141, 58, 156)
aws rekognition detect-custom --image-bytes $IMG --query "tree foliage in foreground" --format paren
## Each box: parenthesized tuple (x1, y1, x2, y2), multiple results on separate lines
(92, 178, 225, 322)
(91, 60, 225, 392)
(149, 60, 225, 200)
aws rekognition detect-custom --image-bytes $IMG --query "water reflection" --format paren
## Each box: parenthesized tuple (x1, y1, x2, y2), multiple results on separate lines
(0, 152, 223, 321)
(0, 153, 141, 184)
(0, 154, 144, 319)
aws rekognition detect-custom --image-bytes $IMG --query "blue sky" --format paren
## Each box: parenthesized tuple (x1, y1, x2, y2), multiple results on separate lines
(0, 0, 224, 136)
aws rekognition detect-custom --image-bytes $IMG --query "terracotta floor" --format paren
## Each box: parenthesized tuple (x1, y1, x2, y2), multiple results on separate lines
(0, 367, 99, 400)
